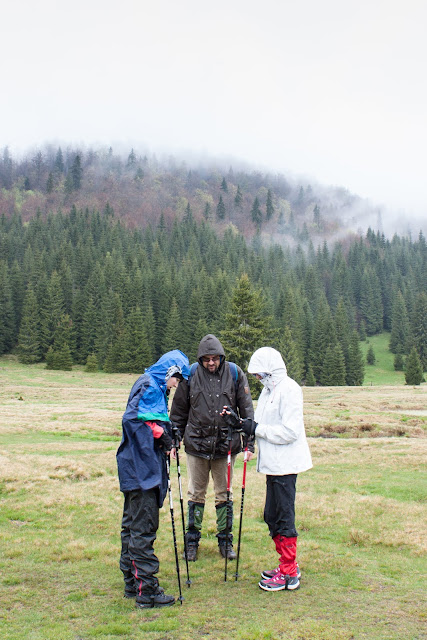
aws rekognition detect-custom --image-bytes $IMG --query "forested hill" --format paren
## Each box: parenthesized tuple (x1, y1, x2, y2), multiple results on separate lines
(1, 206, 426, 385)
(1, 145, 386, 243)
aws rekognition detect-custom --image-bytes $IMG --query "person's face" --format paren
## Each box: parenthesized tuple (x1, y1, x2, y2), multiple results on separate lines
(202, 354, 220, 373)
(166, 376, 181, 391)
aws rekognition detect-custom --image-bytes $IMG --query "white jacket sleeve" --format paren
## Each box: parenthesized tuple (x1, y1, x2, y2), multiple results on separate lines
(255, 385, 303, 445)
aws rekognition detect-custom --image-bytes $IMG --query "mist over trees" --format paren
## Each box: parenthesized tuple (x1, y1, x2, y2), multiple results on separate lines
(0, 144, 398, 243)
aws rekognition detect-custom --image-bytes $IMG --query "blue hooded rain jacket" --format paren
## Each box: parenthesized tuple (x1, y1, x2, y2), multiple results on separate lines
(116, 350, 189, 505)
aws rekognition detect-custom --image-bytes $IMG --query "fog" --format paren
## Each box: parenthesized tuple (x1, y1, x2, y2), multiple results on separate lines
(1, 0, 426, 222)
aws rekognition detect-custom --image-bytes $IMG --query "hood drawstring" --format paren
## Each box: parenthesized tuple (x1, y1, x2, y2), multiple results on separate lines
(270, 380, 276, 403)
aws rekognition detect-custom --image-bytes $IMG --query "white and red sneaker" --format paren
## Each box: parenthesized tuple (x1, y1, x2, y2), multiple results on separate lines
(258, 572, 300, 591)
(261, 564, 301, 580)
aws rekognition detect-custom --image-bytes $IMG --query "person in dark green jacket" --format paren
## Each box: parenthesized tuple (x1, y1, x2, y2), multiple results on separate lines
(170, 334, 254, 561)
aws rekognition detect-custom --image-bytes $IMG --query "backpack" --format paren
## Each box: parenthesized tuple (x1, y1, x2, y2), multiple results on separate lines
(188, 361, 239, 392)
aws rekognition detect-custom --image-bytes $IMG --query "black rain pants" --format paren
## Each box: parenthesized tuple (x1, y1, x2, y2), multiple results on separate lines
(264, 474, 298, 539)
(120, 488, 160, 595)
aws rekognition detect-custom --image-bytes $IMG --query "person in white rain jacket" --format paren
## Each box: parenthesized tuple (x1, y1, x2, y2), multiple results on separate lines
(222, 347, 312, 592)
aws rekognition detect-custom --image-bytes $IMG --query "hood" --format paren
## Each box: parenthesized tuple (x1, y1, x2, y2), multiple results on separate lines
(145, 350, 190, 391)
(197, 334, 226, 366)
(248, 347, 287, 388)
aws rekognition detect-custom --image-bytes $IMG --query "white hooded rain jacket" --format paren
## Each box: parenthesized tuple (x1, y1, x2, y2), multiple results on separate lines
(248, 347, 312, 476)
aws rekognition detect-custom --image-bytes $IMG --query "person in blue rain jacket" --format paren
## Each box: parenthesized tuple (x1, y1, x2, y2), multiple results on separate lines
(117, 349, 189, 609)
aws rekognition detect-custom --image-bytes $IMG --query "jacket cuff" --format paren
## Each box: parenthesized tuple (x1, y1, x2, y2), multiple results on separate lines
(146, 421, 164, 439)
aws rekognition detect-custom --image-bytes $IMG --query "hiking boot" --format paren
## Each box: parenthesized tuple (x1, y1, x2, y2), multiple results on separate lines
(135, 586, 175, 609)
(183, 544, 198, 562)
(258, 572, 300, 591)
(261, 564, 301, 580)
(218, 542, 236, 560)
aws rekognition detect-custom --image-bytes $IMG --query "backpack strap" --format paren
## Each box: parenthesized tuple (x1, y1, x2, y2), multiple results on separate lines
(189, 362, 199, 380)
(228, 362, 238, 391)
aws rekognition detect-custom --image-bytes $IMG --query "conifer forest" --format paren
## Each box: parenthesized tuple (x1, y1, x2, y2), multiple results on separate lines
(0, 145, 426, 385)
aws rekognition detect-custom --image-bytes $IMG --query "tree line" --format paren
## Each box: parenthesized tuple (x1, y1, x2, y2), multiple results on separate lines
(0, 207, 426, 384)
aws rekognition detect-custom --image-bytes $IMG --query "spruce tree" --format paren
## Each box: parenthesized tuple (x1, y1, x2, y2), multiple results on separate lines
(161, 299, 182, 354)
(359, 266, 383, 335)
(320, 346, 335, 385)
(45, 313, 74, 370)
(234, 185, 243, 208)
(266, 189, 274, 221)
(103, 295, 127, 372)
(394, 353, 405, 371)
(321, 344, 346, 385)
(277, 326, 303, 383)
(45, 346, 57, 369)
(10, 260, 25, 336)
(79, 296, 98, 364)
(311, 298, 336, 380)
(313, 204, 321, 228)
(123, 306, 152, 372)
(143, 302, 156, 364)
(85, 353, 99, 372)
(203, 202, 211, 220)
(334, 297, 351, 373)
(46, 172, 54, 193)
(18, 286, 42, 363)
(347, 330, 365, 385)
(39, 271, 66, 357)
(53, 344, 74, 370)
(405, 347, 424, 385)
(305, 364, 316, 386)
(0, 261, 15, 354)
(411, 292, 427, 370)
(332, 344, 347, 385)
(216, 195, 226, 220)
(70, 154, 83, 190)
(389, 290, 410, 354)
(54, 147, 64, 174)
(221, 273, 272, 370)
(359, 320, 367, 341)
(251, 196, 262, 228)
(279, 285, 305, 357)
(366, 344, 376, 365)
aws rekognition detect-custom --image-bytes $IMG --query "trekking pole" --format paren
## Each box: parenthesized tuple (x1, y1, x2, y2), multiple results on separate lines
(235, 437, 248, 581)
(166, 455, 184, 604)
(224, 424, 233, 582)
(172, 427, 191, 588)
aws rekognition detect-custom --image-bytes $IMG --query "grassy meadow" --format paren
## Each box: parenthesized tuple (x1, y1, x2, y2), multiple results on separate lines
(361, 332, 408, 386)
(0, 356, 426, 640)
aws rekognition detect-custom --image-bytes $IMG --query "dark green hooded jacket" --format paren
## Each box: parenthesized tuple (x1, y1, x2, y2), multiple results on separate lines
(170, 334, 254, 459)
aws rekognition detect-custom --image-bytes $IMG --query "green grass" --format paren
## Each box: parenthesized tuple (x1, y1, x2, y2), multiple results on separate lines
(361, 332, 406, 385)
(1, 359, 426, 640)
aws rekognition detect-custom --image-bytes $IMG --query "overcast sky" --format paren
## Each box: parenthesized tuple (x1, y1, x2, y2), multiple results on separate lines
(2, 0, 426, 221)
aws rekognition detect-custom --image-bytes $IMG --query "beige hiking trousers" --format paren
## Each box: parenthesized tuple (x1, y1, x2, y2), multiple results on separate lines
(186, 453, 237, 505)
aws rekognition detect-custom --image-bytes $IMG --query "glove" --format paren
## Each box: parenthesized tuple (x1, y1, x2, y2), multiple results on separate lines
(170, 423, 182, 448)
(158, 430, 173, 452)
(222, 406, 242, 430)
(240, 418, 257, 437)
